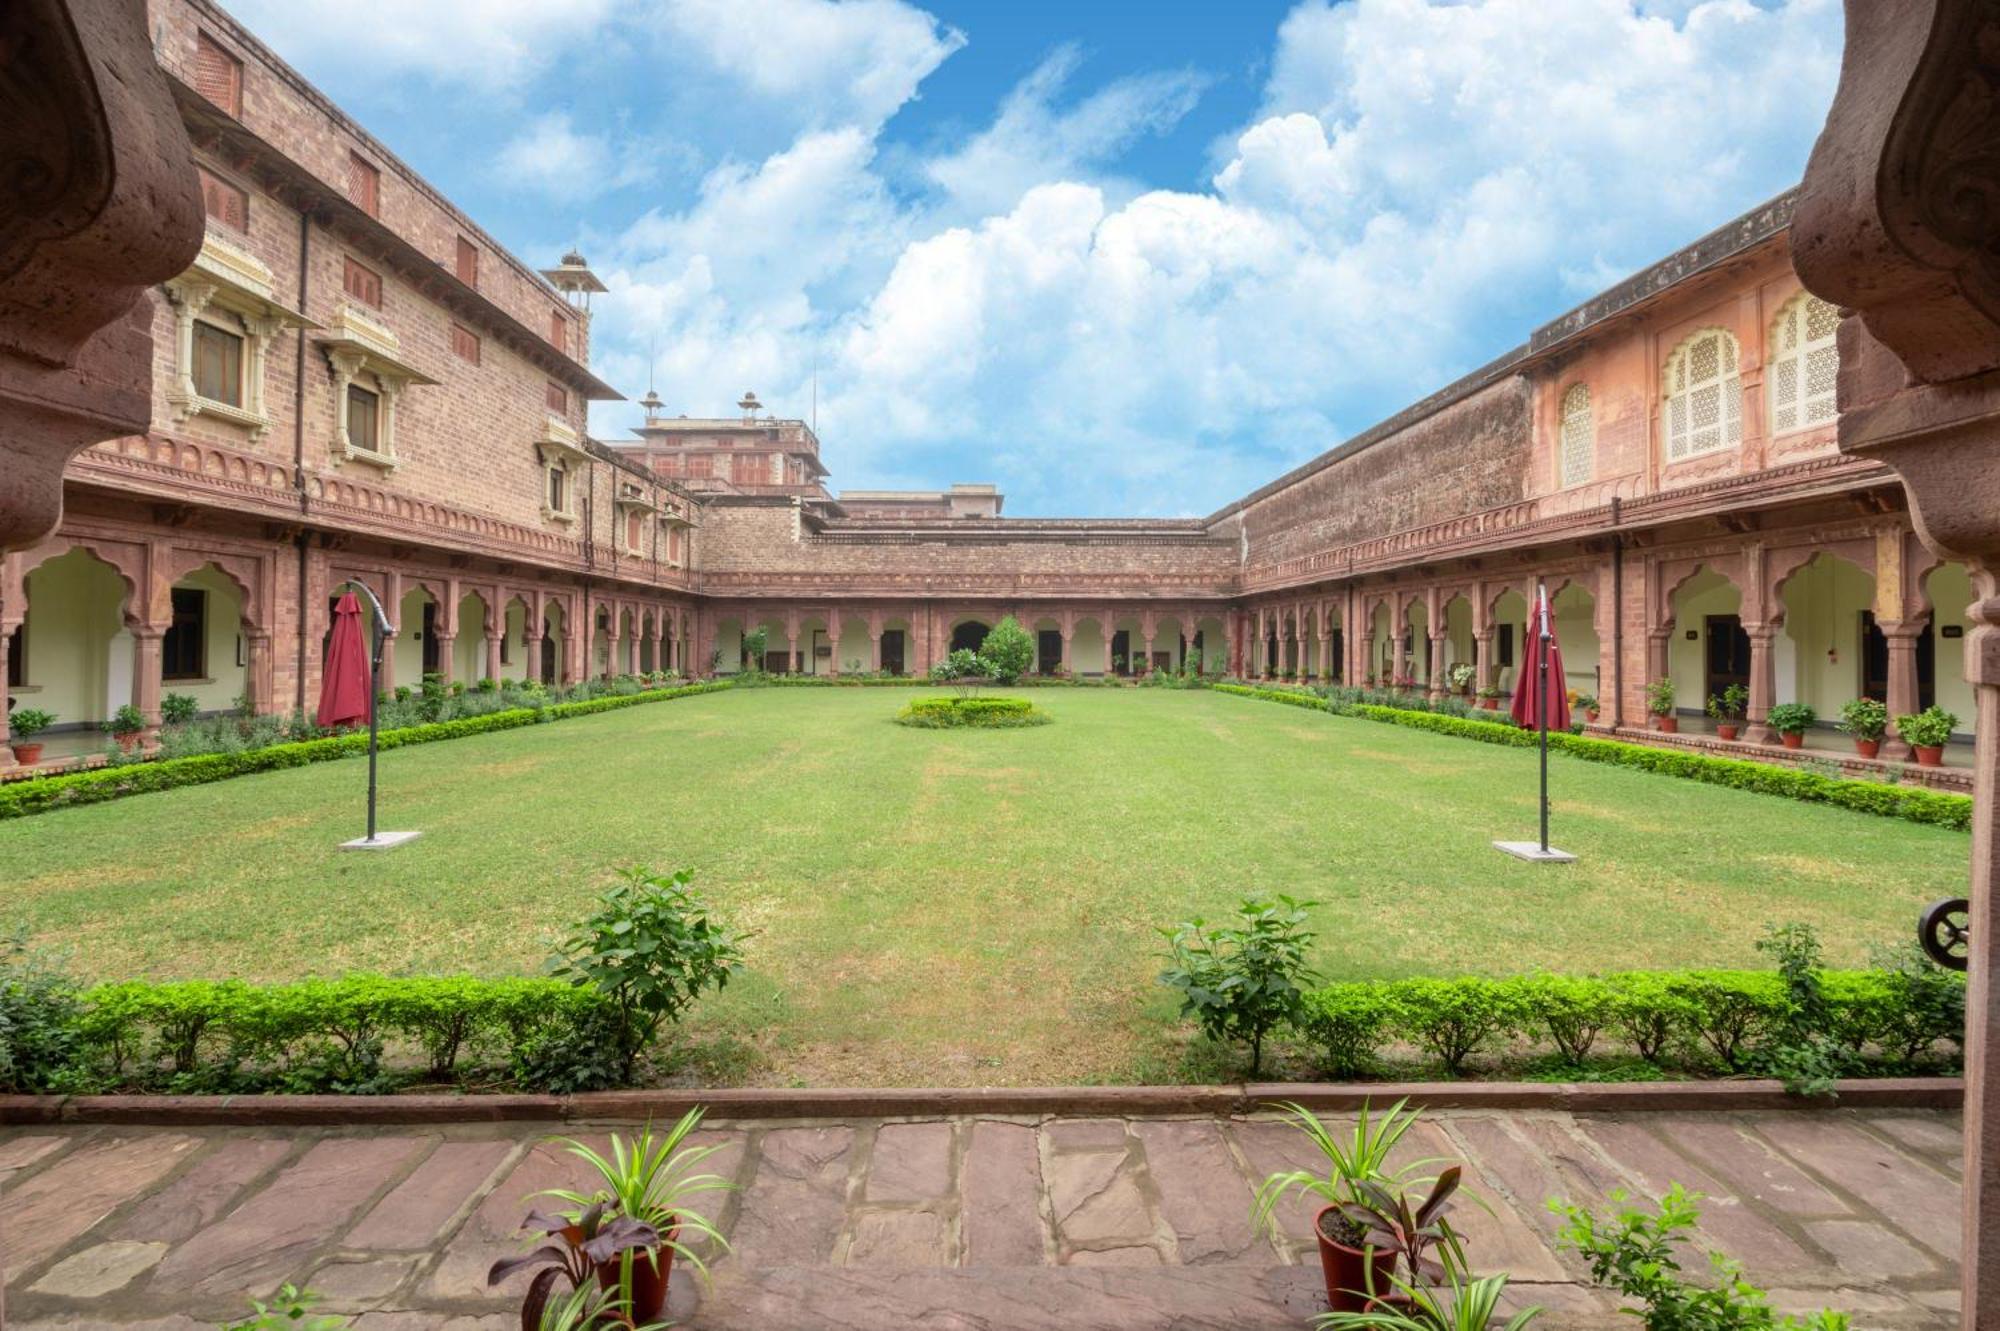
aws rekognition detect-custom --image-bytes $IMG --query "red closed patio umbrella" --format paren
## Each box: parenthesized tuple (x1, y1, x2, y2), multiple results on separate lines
(1510, 585, 1570, 732)
(317, 592, 372, 730)
(1495, 583, 1575, 861)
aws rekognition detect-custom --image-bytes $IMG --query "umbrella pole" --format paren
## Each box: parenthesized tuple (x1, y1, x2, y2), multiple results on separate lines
(1538, 637, 1550, 853)
(367, 619, 382, 843)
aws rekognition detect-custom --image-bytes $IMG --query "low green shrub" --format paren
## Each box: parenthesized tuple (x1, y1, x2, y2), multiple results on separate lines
(1159, 895, 1319, 1075)
(895, 696, 1050, 728)
(1210, 684, 1973, 831)
(38, 973, 617, 1094)
(1286, 957, 1963, 1081)
(0, 681, 731, 820)
(1385, 976, 1530, 1075)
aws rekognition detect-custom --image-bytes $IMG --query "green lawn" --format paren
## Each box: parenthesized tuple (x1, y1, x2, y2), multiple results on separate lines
(2, 687, 1967, 1085)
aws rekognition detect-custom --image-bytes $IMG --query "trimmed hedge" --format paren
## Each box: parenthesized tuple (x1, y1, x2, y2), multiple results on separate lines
(1292, 966, 1965, 1080)
(895, 696, 1051, 728)
(0, 681, 731, 820)
(10, 974, 618, 1095)
(1213, 682, 1972, 832)
(735, 673, 1092, 687)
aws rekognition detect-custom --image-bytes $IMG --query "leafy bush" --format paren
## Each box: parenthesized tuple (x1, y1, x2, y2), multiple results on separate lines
(104, 703, 145, 736)
(1287, 953, 1963, 1081)
(160, 693, 199, 725)
(8, 707, 54, 740)
(1837, 698, 1888, 741)
(0, 933, 85, 1092)
(1295, 982, 1397, 1078)
(549, 867, 747, 1081)
(1896, 705, 1959, 749)
(0, 682, 731, 819)
(1386, 976, 1528, 1075)
(1706, 685, 1747, 723)
(1645, 678, 1676, 716)
(1158, 895, 1318, 1074)
(1554, 1184, 1850, 1329)
(895, 696, 1050, 728)
(980, 616, 1035, 684)
(1766, 702, 1817, 736)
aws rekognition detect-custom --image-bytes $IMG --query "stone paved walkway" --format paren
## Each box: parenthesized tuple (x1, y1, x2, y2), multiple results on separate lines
(0, 1107, 1963, 1329)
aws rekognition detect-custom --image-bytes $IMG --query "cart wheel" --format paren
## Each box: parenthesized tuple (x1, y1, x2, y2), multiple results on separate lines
(1918, 897, 1971, 972)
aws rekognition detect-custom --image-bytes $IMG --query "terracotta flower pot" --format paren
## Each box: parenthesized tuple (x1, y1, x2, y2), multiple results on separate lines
(11, 741, 45, 766)
(597, 1232, 677, 1323)
(1854, 738, 1881, 759)
(1480, 697, 1499, 711)
(1914, 744, 1944, 767)
(114, 733, 139, 753)
(1781, 732, 1805, 749)
(1314, 1206, 1395, 1314)
(1655, 714, 1678, 733)
(1585, 708, 1599, 724)
(1715, 723, 1739, 741)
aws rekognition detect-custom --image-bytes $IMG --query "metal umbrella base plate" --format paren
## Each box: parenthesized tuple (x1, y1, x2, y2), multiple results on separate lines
(340, 830, 423, 851)
(1492, 840, 1576, 863)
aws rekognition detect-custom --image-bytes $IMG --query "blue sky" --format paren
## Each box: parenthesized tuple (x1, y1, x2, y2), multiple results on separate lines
(228, 0, 1844, 516)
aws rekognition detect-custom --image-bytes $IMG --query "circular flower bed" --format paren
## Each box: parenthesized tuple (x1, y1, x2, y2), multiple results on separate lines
(894, 696, 1051, 729)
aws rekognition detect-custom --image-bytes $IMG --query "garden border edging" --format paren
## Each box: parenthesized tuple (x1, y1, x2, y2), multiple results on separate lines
(0, 1077, 1960, 1126)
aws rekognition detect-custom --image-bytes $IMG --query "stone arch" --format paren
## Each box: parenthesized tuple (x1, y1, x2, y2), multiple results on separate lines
(159, 551, 263, 633)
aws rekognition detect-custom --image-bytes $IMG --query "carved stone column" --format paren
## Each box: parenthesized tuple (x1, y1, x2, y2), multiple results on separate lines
(1475, 630, 1496, 694)
(524, 631, 545, 684)
(486, 631, 503, 683)
(376, 632, 397, 695)
(1742, 622, 1779, 745)
(244, 630, 272, 715)
(132, 626, 163, 744)
(1792, 6, 2000, 1316)
(432, 633, 456, 686)
(1428, 633, 1448, 700)
(1881, 621, 1925, 760)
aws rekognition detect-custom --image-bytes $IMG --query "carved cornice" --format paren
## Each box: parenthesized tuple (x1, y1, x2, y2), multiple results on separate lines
(1795, 0, 2000, 383)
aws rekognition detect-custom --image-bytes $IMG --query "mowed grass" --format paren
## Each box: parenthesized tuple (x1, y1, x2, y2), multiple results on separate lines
(1, 688, 1967, 1086)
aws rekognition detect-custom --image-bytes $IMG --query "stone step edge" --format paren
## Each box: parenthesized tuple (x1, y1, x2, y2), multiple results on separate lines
(0, 1077, 1960, 1126)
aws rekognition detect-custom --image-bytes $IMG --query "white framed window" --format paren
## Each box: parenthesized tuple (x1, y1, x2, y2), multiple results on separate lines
(1768, 292, 1839, 436)
(165, 232, 309, 439)
(1663, 328, 1742, 462)
(1558, 382, 1593, 487)
(539, 416, 588, 524)
(320, 304, 435, 470)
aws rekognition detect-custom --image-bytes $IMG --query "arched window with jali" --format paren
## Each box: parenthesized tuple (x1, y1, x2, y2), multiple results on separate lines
(1558, 382, 1593, 487)
(1663, 327, 1742, 461)
(1767, 292, 1840, 436)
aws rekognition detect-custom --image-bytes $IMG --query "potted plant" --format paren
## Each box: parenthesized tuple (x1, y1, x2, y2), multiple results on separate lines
(1766, 702, 1816, 750)
(1252, 1099, 1440, 1314)
(1704, 683, 1747, 741)
(1645, 678, 1677, 733)
(1896, 705, 1959, 767)
(160, 692, 198, 726)
(103, 703, 145, 753)
(1573, 692, 1599, 724)
(537, 1111, 731, 1323)
(1448, 663, 1475, 697)
(487, 1200, 662, 1329)
(8, 708, 55, 766)
(1837, 697, 1889, 758)
(1335, 1169, 1467, 1305)
(1476, 686, 1501, 711)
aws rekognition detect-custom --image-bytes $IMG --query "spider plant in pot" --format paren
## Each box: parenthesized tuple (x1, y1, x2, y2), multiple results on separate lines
(1314, 1264, 1542, 1331)
(486, 1201, 661, 1330)
(1251, 1100, 1442, 1314)
(538, 1109, 732, 1323)
(533, 1282, 669, 1331)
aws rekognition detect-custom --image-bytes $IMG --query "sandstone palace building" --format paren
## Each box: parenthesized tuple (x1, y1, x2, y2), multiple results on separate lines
(0, 0, 1979, 780)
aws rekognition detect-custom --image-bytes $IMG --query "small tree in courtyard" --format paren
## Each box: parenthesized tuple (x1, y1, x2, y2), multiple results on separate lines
(980, 616, 1034, 684)
(929, 647, 990, 698)
(741, 626, 769, 673)
(1159, 895, 1319, 1074)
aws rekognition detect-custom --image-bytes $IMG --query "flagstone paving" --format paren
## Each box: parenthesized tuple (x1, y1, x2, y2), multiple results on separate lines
(0, 1107, 1963, 1329)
